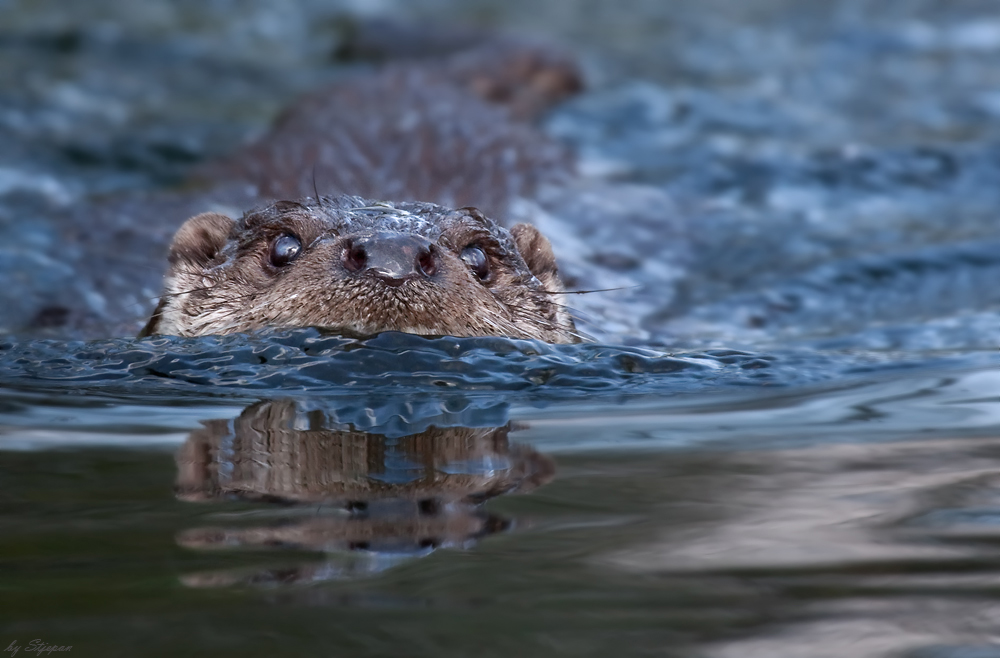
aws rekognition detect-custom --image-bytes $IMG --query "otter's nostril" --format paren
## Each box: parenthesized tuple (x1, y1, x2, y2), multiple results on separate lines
(417, 248, 437, 277)
(344, 232, 436, 284)
(343, 242, 367, 273)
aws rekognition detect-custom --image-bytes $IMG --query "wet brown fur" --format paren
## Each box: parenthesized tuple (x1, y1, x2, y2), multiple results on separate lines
(142, 195, 579, 343)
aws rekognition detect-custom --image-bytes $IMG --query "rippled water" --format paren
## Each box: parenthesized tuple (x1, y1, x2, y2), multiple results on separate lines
(3, 1, 1000, 657)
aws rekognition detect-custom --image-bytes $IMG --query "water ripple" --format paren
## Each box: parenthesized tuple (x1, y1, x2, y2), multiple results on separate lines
(2, 328, 996, 403)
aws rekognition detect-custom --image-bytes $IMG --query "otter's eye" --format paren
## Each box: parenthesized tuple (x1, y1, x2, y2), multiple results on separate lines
(461, 245, 491, 282)
(269, 234, 302, 267)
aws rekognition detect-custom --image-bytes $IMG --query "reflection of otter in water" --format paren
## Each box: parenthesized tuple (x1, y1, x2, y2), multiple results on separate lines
(176, 399, 554, 585)
(138, 37, 583, 342)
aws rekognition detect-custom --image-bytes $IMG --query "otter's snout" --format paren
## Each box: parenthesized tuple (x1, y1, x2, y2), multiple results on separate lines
(342, 232, 438, 287)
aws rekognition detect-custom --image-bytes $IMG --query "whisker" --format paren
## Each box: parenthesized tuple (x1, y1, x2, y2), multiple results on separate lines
(536, 285, 640, 295)
(311, 164, 325, 209)
(144, 284, 220, 302)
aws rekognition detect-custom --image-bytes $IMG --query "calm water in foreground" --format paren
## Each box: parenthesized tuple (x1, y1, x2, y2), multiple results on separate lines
(2, 338, 1000, 657)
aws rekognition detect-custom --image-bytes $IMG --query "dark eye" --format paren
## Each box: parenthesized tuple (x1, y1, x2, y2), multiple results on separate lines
(460, 245, 491, 282)
(269, 234, 302, 267)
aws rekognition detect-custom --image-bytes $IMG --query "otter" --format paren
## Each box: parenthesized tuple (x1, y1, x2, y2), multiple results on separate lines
(140, 195, 579, 343)
(1, 31, 584, 340)
(130, 35, 583, 343)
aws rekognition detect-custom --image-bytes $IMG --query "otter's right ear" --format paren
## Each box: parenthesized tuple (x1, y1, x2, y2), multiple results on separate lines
(138, 213, 234, 338)
(167, 212, 235, 267)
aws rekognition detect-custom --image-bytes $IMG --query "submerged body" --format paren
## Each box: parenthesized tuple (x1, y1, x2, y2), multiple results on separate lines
(205, 38, 580, 220)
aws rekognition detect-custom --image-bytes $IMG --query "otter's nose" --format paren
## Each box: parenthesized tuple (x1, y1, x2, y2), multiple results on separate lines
(342, 232, 438, 287)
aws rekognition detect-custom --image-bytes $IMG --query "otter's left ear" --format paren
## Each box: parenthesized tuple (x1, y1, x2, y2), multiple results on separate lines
(510, 223, 561, 288)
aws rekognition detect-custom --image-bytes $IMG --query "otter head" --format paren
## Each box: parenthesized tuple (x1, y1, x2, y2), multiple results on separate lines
(140, 195, 578, 343)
